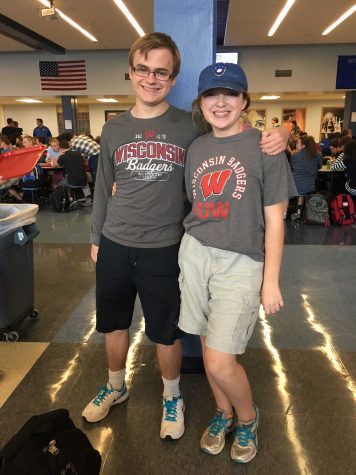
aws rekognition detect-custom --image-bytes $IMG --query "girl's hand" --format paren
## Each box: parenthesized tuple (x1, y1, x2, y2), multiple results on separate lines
(261, 283, 284, 315)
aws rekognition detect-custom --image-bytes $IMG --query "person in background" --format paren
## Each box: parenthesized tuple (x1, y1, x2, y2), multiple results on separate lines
(70, 134, 100, 183)
(9, 121, 23, 145)
(178, 62, 296, 464)
(33, 118, 52, 144)
(0, 136, 13, 153)
(290, 135, 322, 219)
(82, 32, 289, 442)
(1, 118, 14, 138)
(44, 137, 62, 166)
(57, 140, 90, 194)
(333, 139, 356, 201)
(341, 129, 353, 139)
(22, 135, 35, 149)
(0, 139, 23, 202)
(271, 117, 280, 127)
(290, 120, 301, 136)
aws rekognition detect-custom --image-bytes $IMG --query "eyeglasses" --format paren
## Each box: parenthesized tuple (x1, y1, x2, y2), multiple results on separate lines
(132, 65, 173, 81)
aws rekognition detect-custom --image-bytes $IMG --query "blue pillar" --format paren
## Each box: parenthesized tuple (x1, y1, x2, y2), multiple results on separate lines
(154, 0, 216, 111)
(344, 91, 356, 137)
(61, 96, 78, 135)
(154, 0, 217, 373)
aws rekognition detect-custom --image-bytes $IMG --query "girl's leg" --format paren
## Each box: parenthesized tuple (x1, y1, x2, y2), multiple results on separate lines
(203, 343, 255, 422)
(201, 336, 233, 415)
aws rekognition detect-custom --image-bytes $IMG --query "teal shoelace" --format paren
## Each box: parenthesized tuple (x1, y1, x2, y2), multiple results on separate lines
(163, 398, 179, 421)
(93, 386, 113, 406)
(208, 414, 230, 437)
(234, 424, 256, 447)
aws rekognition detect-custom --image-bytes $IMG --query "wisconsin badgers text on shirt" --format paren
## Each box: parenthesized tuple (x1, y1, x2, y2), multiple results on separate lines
(115, 141, 185, 166)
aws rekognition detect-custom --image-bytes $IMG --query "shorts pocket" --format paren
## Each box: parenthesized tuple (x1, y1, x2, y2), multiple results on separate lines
(233, 294, 260, 349)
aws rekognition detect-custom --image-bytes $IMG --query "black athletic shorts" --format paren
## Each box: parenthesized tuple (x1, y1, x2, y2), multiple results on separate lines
(96, 234, 184, 345)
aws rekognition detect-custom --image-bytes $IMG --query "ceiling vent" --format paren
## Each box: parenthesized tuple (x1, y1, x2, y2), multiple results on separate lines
(275, 70, 292, 77)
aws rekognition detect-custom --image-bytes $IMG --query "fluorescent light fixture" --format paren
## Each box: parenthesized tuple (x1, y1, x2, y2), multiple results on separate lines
(38, 0, 98, 42)
(96, 98, 119, 103)
(112, 0, 145, 37)
(260, 95, 280, 100)
(16, 98, 42, 103)
(268, 0, 296, 36)
(322, 5, 356, 35)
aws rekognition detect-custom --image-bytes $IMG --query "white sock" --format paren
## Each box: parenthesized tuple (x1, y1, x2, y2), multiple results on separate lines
(108, 369, 125, 391)
(162, 375, 180, 398)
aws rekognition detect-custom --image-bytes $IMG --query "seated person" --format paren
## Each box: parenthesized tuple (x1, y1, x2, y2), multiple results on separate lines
(57, 141, 87, 188)
(44, 137, 62, 165)
(331, 139, 356, 199)
(0, 135, 13, 154)
(290, 135, 322, 219)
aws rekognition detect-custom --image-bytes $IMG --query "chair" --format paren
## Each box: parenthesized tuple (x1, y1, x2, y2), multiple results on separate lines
(66, 184, 92, 210)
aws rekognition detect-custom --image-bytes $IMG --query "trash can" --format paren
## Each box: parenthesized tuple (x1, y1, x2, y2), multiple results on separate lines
(0, 204, 40, 342)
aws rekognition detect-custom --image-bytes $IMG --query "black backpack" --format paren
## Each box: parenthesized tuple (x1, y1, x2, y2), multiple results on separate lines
(304, 193, 330, 226)
(0, 409, 101, 475)
(50, 186, 71, 213)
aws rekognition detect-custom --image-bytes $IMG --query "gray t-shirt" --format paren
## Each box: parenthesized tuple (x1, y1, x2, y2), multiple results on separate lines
(183, 128, 297, 261)
(91, 106, 198, 247)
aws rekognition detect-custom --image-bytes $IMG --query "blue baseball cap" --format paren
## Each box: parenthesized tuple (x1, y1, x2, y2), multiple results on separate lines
(198, 62, 248, 96)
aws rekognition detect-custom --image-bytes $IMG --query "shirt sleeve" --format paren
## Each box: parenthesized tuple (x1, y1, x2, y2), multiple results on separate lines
(90, 127, 115, 245)
(263, 152, 297, 205)
(184, 147, 193, 203)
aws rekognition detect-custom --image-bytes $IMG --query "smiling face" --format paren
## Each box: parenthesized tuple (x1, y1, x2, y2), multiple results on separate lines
(129, 48, 176, 116)
(200, 89, 247, 137)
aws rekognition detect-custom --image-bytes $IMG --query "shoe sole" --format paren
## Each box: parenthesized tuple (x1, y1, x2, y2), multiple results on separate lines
(231, 435, 258, 464)
(160, 402, 185, 440)
(82, 389, 129, 423)
(200, 426, 235, 456)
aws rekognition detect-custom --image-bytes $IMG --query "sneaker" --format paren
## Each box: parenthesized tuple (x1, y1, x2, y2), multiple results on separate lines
(160, 394, 185, 440)
(200, 409, 235, 455)
(82, 382, 129, 423)
(230, 405, 259, 464)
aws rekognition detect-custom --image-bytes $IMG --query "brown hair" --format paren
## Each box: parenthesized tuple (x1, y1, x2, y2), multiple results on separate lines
(128, 32, 181, 78)
(344, 139, 356, 157)
(23, 135, 35, 146)
(299, 135, 317, 159)
(192, 91, 250, 135)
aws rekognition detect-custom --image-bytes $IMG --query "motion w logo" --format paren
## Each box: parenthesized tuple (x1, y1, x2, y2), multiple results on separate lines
(200, 169, 232, 200)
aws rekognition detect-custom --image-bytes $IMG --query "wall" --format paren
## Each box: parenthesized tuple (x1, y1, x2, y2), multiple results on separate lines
(0, 50, 131, 97)
(1, 44, 355, 97)
(1, 104, 59, 136)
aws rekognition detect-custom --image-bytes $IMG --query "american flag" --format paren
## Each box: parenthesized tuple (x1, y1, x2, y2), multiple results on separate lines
(39, 60, 87, 90)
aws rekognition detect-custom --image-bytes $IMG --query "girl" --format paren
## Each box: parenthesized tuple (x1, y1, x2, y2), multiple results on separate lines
(178, 63, 296, 464)
(290, 135, 322, 219)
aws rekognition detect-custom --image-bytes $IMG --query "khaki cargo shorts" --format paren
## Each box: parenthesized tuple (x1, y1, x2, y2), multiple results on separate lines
(178, 233, 263, 355)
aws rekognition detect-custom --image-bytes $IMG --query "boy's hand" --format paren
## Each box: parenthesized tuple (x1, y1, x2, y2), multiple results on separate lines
(260, 127, 289, 155)
(91, 244, 99, 263)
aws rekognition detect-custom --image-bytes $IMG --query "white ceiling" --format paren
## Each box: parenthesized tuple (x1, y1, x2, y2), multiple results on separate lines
(0, 1, 355, 104)
(0, 0, 355, 53)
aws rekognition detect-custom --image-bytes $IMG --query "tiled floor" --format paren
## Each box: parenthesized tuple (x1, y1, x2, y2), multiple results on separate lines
(0, 206, 355, 474)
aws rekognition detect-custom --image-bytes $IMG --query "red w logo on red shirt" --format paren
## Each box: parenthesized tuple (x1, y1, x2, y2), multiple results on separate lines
(200, 169, 232, 200)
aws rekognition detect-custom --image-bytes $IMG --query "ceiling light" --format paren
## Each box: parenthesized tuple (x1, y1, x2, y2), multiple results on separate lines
(112, 0, 145, 37)
(322, 5, 356, 35)
(260, 95, 280, 100)
(16, 98, 42, 103)
(268, 0, 296, 36)
(96, 98, 119, 103)
(38, 0, 98, 42)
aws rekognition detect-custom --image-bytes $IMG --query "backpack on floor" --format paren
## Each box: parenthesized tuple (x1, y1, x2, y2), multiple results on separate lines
(50, 186, 71, 213)
(304, 194, 330, 226)
(330, 194, 355, 226)
(0, 409, 101, 475)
